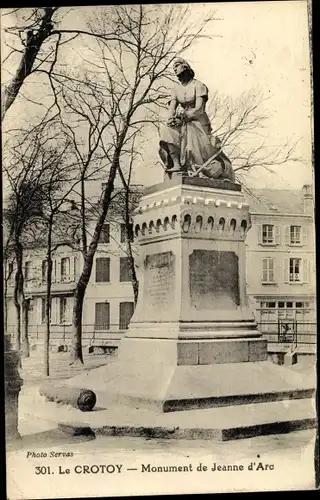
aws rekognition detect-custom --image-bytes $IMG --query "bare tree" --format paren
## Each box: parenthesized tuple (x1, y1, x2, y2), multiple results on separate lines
(2, 5, 197, 122)
(36, 153, 79, 376)
(207, 89, 303, 180)
(2, 118, 79, 363)
(4, 178, 47, 357)
(47, 4, 214, 364)
(2, 7, 59, 120)
(116, 148, 142, 306)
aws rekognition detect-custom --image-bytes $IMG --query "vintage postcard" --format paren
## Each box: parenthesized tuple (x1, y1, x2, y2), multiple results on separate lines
(2, 1, 318, 498)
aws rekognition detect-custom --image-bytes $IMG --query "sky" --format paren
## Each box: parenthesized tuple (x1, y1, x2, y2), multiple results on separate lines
(1, 1, 313, 192)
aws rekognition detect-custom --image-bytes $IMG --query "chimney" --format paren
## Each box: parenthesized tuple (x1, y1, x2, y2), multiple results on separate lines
(302, 184, 314, 215)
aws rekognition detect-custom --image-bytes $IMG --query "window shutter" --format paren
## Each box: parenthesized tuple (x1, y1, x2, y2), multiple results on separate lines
(33, 259, 40, 282)
(275, 226, 281, 245)
(96, 257, 110, 282)
(284, 226, 290, 245)
(284, 258, 289, 283)
(302, 259, 309, 283)
(50, 298, 57, 324)
(56, 258, 61, 283)
(270, 258, 275, 282)
(37, 298, 42, 324)
(67, 297, 73, 323)
(258, 225, 262, 244)
(69, 256, 75, 281)
(95, 302, 110, 330)
(119, 302, 134, 330)
(261, 258, 267, 282)
(51, 259, 56, 283)
(120, 257, 132, 282)
(302, 226, 308, 246)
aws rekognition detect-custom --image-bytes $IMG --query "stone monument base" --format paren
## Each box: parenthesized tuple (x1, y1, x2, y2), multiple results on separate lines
(54, 356, 316, 441)
(51, 176, 316, 440)
(64, 341, 315, 414)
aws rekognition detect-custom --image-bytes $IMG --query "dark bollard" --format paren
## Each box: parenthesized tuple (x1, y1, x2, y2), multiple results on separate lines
(39, 384, 97, 412)
(5, 334, 23, 440)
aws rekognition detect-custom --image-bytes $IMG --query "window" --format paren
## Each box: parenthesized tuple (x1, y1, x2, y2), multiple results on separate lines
(259, 224, 280, 245)
(40, 298, 56, 324)
(120, 257, 132, 282)
(99, 224, 110, 243)
(257, 300, 315, 331)
(120, 223, 134, 243)
(262, 257, 275, 283)
(285, 258, 308, 283)
(24, 261, 31, 281)
(60, 297, 67, 324)
(289, 258, 301, 282)
(61, 257, 70, 281)
(266, 302, 276, 308)
(96, 257, 110, 282)
(119, 302, 134, 330)
(59, 297, 72, 324)
(290, 225, 301, 244)
(95, 302, 110, 330)
(262, 224, 274, 244)
(42, 260, 48, 282)
(285, 225, 308, 246)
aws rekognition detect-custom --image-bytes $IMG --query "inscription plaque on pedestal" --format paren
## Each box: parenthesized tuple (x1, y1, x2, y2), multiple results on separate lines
(189, 250, 240, 310)
(143, 251, 175, 318)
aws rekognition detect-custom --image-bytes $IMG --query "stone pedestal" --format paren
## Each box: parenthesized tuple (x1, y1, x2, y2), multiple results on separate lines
(84, 177, 312, 412)
(5, 335, 23, 440)
(126, 176, 264, 357)
(60, 177, 315, 438)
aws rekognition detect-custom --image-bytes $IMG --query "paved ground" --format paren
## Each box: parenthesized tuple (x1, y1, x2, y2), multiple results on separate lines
(6, 422, 318, 497)
(6, 353, 319, 498)
(19, 350, 113, 385)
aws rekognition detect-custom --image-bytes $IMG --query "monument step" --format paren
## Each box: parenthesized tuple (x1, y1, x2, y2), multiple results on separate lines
(61, 360, 316, 412)
(28, 395, 316, 442)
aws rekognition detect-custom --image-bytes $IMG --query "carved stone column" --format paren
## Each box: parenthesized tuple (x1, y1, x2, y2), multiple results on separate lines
(5, 334, 23, 440)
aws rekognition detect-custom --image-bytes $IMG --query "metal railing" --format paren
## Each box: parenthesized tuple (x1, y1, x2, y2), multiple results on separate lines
(5, 323, 129, 346)
(257, 320, 317, 349)
(6, 321, 317, 351)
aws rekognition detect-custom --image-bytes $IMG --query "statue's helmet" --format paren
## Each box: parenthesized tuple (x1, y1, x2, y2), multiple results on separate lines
(173, 58, 195, 78)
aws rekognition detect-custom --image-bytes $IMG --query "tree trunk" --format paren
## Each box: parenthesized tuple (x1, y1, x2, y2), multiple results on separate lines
(1, 7, 55, 121)
(44, 223, 53, 376)
(21, 299, 30, 358)
(70, 146, 123, 364)
(13, 295, 21, 353)
(70, 285, 85, 365)
(127, 239, 139, 306)
(4, 269, 9, 333)
(13, 241, 24, 354)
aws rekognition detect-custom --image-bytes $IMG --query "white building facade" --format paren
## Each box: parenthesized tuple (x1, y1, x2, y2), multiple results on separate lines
(5, 185, 316, 357)
(245, 185, 316, 357)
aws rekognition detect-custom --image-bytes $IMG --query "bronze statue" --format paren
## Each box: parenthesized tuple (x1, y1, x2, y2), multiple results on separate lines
(159, 58, 235, 181)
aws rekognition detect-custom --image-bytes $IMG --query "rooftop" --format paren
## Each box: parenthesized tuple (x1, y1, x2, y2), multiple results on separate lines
(244, 188, 309, 215)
